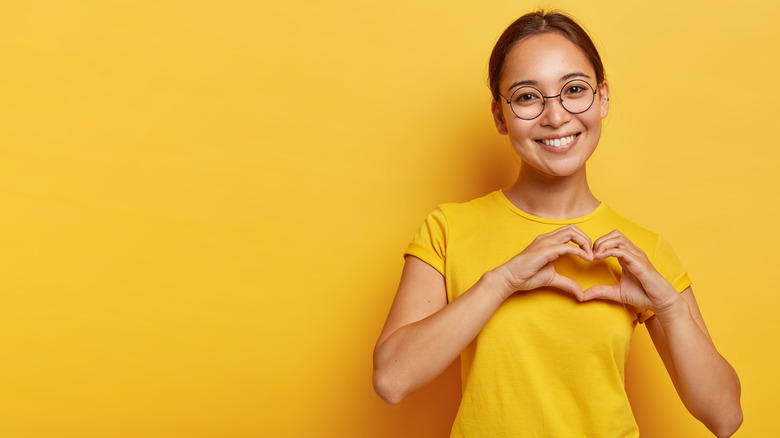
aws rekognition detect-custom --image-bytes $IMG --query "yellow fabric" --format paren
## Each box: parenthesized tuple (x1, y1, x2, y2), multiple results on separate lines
(405, 191, 691, 438)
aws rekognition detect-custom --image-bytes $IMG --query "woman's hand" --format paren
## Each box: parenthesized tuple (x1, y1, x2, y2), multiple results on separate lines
(583, 230, 682, 317)
(496, 224, 594, 301)
(583, 230, 742, 435)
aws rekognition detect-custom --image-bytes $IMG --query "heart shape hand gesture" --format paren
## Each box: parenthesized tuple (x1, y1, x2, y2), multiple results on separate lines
(583, 230, 681, 315)
(497, 225, 681, 316)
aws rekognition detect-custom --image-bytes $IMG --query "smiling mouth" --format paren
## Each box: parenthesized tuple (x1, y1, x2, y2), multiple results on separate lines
(536, 134, 579, 148)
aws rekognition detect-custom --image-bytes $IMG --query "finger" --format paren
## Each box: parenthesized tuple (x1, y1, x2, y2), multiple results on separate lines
(596, 248, 653, 278)
(517, 242, 583, 274)
(592, 236, 628, 259)
(548, 272, 584, 301)
(592, 234, 627, 254)
(547, 240, 594, 263)
(592, 230, 639, 255)
(591, 229, 623, 249)
(593, 234, 642, 260)
(593, 247, 635, 264)
(581, 285, 621, 303)
(549, 225, 593, 258)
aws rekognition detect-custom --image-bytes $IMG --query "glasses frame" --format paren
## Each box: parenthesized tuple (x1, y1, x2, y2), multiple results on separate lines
(500, 79, 598, 121)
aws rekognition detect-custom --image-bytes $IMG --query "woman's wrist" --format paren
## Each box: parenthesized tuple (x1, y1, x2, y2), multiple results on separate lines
(484, 267, 518, 302)
(651, 291, 690, 325)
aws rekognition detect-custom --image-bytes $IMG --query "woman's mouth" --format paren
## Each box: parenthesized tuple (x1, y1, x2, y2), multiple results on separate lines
(537, 133, 579, 148)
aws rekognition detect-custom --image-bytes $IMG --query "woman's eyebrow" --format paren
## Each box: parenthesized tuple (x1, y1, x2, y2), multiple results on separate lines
(508, 71, 593, 92)
(508, 79, 538, 90)
(561, 71, 591, 82)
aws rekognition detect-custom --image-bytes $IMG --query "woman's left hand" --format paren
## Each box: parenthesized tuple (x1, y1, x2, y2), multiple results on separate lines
(584, 231, 743, 435)
(582, 230, 681, 317)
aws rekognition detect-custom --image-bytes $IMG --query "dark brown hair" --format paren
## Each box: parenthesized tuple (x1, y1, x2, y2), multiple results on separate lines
(488, 10, 605, 101)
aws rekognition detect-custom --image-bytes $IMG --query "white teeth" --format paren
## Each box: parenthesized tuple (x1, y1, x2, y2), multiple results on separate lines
(542, 134, 577, 147)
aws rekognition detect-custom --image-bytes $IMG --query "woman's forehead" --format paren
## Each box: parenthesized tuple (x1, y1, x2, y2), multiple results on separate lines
(500, 33, 596, 89)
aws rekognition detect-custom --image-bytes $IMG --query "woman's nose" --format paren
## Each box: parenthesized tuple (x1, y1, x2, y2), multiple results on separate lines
(538, 98, 571, 127)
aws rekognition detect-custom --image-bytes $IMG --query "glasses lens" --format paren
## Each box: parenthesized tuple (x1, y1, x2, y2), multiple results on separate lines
(560, 80, 595, 114)
(509, 86, 544, 120)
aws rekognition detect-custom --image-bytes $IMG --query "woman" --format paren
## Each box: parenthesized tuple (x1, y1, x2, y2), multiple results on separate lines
(372, 10, 742, 438)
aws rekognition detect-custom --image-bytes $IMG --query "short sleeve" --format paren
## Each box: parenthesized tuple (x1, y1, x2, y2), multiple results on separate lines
(404, 207, 448, 276)
(637, 235, 693, 323)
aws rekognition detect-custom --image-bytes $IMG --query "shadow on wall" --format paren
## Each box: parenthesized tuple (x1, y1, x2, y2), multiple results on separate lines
(438, 104, 518, 204)
(366, 108, 516, 437)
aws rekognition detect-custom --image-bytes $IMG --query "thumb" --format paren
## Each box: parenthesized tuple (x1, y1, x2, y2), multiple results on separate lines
(582, 285, 620, 303)
(548, 273, 584, 302)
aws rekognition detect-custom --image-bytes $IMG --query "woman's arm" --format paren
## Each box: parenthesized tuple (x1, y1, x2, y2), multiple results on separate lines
(645, 289, 742, 438)
(373, 225, 594, 404)
(372, 256, 508, 405)
(583, 231, 742, 437)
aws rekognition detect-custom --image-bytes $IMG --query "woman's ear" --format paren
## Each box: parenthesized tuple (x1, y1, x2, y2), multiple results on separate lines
(491, 99, 508, 135)
(599, 82, 610, 119)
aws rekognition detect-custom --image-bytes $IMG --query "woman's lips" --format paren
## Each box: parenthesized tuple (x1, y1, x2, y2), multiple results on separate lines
(536, 133, 580, 152)
(539, 134, 577, 147)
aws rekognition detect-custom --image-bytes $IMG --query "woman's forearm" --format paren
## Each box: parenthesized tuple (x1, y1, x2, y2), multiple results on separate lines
(373, 270, 509, 405)
(374, 225, 593, 404)
(653, 300, 742, 437)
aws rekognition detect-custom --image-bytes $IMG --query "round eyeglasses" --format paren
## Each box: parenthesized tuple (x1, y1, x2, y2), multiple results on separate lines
(500, 79, 597, 120)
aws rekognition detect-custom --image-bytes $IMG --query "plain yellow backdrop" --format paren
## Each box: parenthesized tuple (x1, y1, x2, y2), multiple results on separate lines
(1, 1, 777, 436)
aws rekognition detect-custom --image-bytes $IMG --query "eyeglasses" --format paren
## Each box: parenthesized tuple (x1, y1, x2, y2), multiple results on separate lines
(500, 79, 597, 120)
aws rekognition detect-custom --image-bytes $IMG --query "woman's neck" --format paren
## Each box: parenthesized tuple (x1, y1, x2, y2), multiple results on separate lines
(503, 164, 600, 220)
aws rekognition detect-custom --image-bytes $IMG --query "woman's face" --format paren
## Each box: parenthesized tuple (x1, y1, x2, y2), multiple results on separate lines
(492, 32, 609, 179)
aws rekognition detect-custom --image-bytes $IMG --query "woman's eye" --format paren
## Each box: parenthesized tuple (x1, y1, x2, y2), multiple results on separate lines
(514, 93, 539, 104)
(566, 86, 585, 95)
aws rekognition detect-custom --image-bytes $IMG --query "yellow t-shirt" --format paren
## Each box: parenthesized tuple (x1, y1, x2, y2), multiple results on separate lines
(405, 191, 691, 438)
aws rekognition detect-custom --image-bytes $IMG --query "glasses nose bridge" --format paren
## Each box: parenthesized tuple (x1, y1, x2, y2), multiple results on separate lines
(540, 91, 567, 114)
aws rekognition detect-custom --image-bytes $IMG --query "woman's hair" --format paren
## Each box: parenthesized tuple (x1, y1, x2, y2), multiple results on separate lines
(488, 10, 605, 102)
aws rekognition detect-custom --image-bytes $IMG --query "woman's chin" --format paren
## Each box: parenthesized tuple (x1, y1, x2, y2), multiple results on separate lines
(519, 156, 588, 179)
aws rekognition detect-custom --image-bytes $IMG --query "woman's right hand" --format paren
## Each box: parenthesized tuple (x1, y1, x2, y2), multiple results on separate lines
(495, 224, 594, 300)
(374, 224, 594, 404)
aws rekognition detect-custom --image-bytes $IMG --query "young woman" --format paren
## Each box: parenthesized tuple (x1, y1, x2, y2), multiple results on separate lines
(372, 10, 742, 438)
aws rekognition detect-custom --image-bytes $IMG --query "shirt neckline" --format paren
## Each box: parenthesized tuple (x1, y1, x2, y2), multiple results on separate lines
(494, 190, 606, 224)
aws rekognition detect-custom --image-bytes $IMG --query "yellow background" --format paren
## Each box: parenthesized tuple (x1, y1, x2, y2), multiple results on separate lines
(1, 1, 777, 436)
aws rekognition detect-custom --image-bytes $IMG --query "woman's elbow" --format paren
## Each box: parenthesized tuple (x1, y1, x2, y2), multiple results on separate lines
(710, 409, 743, 438)
(712, 372, 743, 437)
(372, 341, 411, 405)
(372, 367, 407, 405)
